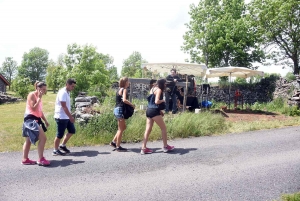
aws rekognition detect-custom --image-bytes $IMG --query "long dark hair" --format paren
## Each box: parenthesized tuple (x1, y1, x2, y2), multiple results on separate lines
(156, 79, 166, 91)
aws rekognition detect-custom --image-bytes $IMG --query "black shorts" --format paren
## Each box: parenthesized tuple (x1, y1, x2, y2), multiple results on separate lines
(146, 108, 161, 118)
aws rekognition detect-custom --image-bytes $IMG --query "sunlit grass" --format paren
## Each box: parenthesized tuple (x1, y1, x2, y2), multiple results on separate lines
(2, 90, 300, 152)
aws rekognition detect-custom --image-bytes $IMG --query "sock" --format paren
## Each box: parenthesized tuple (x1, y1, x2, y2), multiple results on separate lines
(60, 144, 66, 147)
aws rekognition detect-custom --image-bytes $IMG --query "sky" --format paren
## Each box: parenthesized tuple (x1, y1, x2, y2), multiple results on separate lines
(0, 0, 291, 76)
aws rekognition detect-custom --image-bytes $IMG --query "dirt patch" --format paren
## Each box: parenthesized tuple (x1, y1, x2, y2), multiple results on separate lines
(212, 109, 293, 122)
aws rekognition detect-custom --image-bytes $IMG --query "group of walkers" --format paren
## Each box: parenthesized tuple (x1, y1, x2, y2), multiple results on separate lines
(22, 70, 177, 166)
(110, 77, 174, 154)
(22, 79, 77, 166)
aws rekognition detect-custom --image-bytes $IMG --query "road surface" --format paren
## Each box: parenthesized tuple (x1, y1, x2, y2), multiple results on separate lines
(1, 126, 300, 201)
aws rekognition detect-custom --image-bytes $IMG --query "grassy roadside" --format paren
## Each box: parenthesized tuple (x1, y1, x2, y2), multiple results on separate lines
(281, 192, 300, 201)
(1, 92, 300, 152)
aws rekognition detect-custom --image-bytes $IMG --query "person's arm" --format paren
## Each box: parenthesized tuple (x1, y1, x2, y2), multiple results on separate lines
(154, 89, 165, 105)
(122, 88, 135, 108)
(28, 91, 42, 110)
(61, 101, 75, 123)
(41, 112, 49, 127)
(166, 75, 173, 81)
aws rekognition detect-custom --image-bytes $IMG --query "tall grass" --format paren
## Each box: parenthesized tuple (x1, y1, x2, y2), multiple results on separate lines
(2, 89, 300, 152)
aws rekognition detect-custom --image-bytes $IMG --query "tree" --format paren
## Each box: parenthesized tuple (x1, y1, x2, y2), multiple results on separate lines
(182, 0, 264, 68)
(12, 76, 33, 98)
(0, 57, 18, 90)
(249, 0, 300, 74)
(45, 60, 67, 93)
(107, 65, 119, 82)
(121, 51, 147, 77)
(65, 44, 110, 99)
(18, 47, 49, 83)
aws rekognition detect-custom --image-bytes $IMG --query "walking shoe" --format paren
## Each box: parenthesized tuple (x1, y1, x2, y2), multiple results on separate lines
(163, 145, 175, 153)
(141, 148, 153, 155)
(52, 149, 66, 156)
(21, 158, 37, 165)
(37, 157, 50, 166)
(110, 141, 117, 148)
(59, 145, 70, 154)
(116, 146, 127, 152)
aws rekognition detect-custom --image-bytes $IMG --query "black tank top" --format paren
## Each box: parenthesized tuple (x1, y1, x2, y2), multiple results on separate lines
(115, 88, 128, 107)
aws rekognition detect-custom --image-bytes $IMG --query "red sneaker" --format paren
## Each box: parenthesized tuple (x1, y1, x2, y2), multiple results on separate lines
(37, 157, 50, 166)
(21, 158, 37, 165)
(163, 145, 175, 153)
(141, 148, 153, 155)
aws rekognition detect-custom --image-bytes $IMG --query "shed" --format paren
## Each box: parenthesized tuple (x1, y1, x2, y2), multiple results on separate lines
(0, 74, 10, 93)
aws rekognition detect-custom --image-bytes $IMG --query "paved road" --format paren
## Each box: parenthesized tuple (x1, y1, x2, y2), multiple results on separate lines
(1, 126, 300, 201)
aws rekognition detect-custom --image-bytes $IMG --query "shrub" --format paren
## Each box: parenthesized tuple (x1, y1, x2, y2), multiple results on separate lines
(285, 72, 296, 82)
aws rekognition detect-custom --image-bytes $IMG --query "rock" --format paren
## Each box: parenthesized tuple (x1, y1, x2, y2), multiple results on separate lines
(81, 114, 93, 120)
(75, 102, 91, 108)
(291, 97, 300, 101)
(75, 97, 91, 102)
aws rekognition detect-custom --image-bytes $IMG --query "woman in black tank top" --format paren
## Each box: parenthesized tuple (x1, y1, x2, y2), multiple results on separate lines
(110, 77, 135, 152)
(140, 78, 175, 155)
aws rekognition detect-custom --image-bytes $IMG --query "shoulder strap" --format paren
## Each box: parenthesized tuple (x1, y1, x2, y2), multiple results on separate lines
(152, 87, 158, 93)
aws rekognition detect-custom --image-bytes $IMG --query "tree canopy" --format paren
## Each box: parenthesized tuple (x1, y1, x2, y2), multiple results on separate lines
(249, 0, 300, 74)
(18, 47, 49, 83)
(182, 0, 264, 68)
(121, 51, 147, 78)
(0, 57, 18, 89)
(65, 43, 110, 98)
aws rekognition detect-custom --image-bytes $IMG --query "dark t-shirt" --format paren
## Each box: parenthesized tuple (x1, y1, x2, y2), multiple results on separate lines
(166, 75, 181, 94)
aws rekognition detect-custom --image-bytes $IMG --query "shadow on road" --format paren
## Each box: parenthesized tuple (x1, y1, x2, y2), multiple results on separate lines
(46, 159, 85, 168)
(167, 148, 198, 155)
(129, 147, 197, 155)
(70, 150, 110, 157)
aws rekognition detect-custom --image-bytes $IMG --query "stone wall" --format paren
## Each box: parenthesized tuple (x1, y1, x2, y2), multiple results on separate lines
(0, 92, 21, 104)
(112, 76, 281, 105)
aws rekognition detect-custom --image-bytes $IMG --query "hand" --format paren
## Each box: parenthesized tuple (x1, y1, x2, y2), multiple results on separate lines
(132, 104, 135, 109)
(38, 90, 43, 98)
(70, 116, 75, 123)
(45, 121, 50, 128)
(160, 111, 164, 117)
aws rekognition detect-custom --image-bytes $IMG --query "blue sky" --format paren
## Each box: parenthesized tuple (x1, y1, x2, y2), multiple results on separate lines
(0, 0, 291, 76)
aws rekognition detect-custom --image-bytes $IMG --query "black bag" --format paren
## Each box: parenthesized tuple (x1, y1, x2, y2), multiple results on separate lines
(122, 103, 134, 119)
(118, 88, 134, 119)
(147, 93, 166, 110)
(158, 102, 166, 110)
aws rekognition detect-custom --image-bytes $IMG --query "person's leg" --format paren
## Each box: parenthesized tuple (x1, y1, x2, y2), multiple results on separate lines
(116, 119, 126, 147)
(22, 137, 31, 160)
(152, 115, 168, 147)
(37, 127, 47, 159)
(141, 118, 154, 149)
(171, 93, 177, 113)
(59, 120, 76, 153)
(53, 119, 67, 155)
(61, 133, 72, 145)
(165, 92, 170, 113)
(54, 137, 61, 150)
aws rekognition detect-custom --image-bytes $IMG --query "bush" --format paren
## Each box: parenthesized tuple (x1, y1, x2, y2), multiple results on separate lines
(285, 72, 296, 82)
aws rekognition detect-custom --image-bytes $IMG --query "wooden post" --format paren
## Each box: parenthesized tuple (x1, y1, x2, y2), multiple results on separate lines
(183, 75, 188, 112)
(130, 82, 133, 102)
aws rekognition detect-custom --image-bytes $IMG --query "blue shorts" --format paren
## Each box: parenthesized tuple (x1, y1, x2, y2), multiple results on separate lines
(55, 119, 76, 139)
(114, 107, 124, 119)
